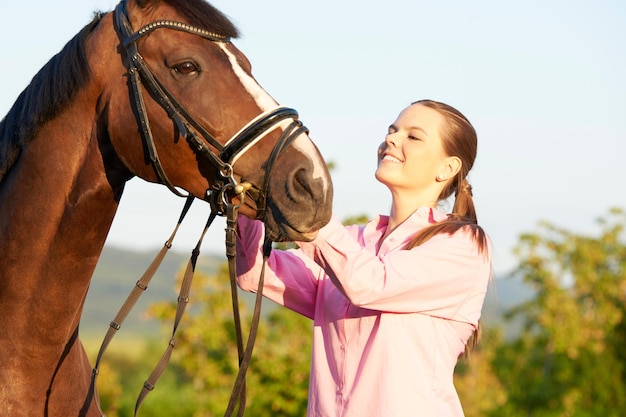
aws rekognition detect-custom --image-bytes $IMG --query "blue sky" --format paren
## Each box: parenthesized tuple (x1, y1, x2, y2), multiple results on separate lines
(1, 0, 624, 274)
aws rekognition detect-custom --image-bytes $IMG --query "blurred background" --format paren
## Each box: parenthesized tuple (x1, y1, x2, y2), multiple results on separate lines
(1, 1, 624, 416)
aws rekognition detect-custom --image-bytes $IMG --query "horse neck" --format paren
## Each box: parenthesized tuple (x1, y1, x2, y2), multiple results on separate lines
(0, 96, 121, 346)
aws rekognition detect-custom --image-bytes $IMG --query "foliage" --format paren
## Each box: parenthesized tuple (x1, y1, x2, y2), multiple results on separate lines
(86, 337, 196, 417)
(244, 307, 312, 415)
(490, 207, 626, 416)
(143, 262, 311, 416)
(453, 327, 508, 417)
(342, 214, 369, 226)
(88, 207, 626, 416)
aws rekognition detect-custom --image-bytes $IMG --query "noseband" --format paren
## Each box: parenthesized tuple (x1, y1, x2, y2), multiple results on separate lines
(114, 0, 307, 215)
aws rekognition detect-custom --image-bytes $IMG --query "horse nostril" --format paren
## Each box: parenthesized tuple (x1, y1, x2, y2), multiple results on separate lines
(286, 167, 315, 204)
(265, 154, 333, 240)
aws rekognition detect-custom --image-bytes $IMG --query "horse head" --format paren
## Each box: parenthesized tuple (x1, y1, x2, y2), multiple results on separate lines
(97, 0, 333, 241)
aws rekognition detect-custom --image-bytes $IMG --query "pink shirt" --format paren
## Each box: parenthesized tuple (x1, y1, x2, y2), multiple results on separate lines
(236, 207, 492, 417)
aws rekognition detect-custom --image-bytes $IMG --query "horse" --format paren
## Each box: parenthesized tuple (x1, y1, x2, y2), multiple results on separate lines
(0, 0, 333, 415)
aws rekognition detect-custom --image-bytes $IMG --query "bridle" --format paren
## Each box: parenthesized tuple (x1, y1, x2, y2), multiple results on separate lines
(113, 0, 307, 215)
(89, 1, 309, 416)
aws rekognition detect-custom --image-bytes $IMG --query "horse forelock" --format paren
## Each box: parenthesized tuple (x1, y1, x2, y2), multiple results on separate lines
(151, 0, 240, 39)
(0, 14, 103, 183)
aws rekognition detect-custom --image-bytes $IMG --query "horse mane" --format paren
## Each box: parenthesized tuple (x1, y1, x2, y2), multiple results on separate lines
(156, 0, 240, 39)
(0, 14, 103, 183)
(0, 1, 240, 183)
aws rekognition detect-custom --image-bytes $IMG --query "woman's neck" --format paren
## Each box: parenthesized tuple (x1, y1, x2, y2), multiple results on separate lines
(387, 191, 437, 230)
(379, 195, 435, 247)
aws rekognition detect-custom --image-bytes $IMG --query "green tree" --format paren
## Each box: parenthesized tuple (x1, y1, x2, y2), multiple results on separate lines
(94, 336, 199, 417)
(454, 327, 508, 417)
(491, 207, 626, 416)
(147, 261, 312, 416)
(245, 307, 312, 415)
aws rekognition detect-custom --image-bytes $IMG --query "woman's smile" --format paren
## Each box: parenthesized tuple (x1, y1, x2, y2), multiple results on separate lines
(380, 153, 403, 163)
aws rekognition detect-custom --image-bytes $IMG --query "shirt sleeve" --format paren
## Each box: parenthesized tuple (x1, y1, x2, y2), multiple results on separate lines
(297, 218, 492, 322)
(235, 215, 325, 319)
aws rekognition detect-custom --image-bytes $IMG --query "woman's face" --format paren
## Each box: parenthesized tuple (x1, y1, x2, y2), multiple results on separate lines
(375, 103, 452, 198)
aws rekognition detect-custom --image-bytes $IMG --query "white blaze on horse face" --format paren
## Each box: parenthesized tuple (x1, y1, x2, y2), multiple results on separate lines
(291, 136, 329, 185)
(218, 43, 330, 190)
(218, 43, 277, 112)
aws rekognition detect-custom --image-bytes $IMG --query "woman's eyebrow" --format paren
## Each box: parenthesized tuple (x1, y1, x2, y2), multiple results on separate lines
(388, 124, 429, 137)
(406, 125, 430, 137)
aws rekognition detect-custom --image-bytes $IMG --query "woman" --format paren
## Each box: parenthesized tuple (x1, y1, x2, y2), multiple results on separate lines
(236, 99, 492, 416)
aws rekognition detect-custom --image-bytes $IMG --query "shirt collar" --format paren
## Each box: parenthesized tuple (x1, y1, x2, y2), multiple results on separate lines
(366, 207, 448, 241)
(402, 206, 448, 229)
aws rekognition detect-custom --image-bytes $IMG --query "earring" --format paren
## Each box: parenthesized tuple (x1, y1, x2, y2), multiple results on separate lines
(437, 175, 446, 181)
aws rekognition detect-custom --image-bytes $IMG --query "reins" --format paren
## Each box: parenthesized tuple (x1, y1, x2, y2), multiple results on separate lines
(90, 181, 280, 417)
(89, 1, 310, 415)
(90, 195, 247, 416)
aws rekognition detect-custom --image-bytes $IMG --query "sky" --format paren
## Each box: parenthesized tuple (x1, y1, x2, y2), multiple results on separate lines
(1, 0, 624, 275)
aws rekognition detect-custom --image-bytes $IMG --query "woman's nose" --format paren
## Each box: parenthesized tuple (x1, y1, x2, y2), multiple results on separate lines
(385, 133, 399, 147)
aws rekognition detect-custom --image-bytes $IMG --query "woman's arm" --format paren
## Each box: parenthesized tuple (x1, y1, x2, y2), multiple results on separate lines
(297, 223, 492, 321)
(235, 215, 325, 319)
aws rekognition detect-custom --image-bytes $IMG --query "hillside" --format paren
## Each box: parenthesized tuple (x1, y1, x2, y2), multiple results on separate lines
(81, 245, 534, 341)
(81, 245, 223, 339)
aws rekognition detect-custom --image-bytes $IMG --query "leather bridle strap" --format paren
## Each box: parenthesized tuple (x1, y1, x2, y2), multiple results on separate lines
(221, 106, 306, 417)
(221, 202, 269, 417)
(114, 1, 227, 197)
(114, 0, 304, 203)
(134, 210, 219, 416)
(89, 195, 195, 414)
(256, 120, 308, 216)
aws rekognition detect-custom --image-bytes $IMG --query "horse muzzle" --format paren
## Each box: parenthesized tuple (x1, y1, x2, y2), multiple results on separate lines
(261, 138, 333, 242)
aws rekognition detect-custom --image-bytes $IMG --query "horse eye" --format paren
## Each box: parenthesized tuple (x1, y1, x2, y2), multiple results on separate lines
(173, 61, 199, 75)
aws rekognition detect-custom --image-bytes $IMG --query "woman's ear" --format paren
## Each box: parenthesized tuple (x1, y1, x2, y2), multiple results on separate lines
(436, 156, 462, 182)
